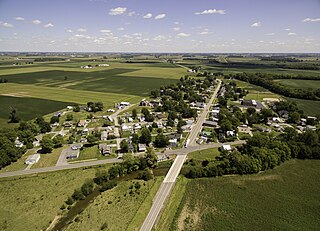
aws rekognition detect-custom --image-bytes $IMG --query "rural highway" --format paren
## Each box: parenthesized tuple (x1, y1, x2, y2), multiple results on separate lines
(0, 158, 121, 179)
(140, 155, 186, 231)
(188, 79, 221, 146)
(140, 80, 222, 231)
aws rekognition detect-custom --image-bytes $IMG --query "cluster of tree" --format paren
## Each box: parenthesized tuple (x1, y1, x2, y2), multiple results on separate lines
(120, 127, 153, 153)
(260, 57, 302, 62)
(87, 102, 103, 112)
(141, 108, 154, 122)
(230, 72, 320, 100)
(151, 76, 216, 119)
(184, 129, 320, 178)
(0, 78, 8, 83)
(0, 118, 51, 169)
(8, 108, 20, 123)
(66, 148, 158, 206)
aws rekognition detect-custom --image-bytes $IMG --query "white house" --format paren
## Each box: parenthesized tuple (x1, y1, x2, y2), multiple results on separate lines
(101, 131, 108, 141)
(120, 102, 130, 107)
(25, 154, 41, 165)
(222, 144, 232, 151)
(138, 144, 146, 152)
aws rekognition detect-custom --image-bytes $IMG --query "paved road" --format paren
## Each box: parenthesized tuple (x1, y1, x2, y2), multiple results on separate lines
(140, 155, 186, 231)
(188, 79, 221, 146)
(141, 81, 222, 231)
(0, 158, 121, 179)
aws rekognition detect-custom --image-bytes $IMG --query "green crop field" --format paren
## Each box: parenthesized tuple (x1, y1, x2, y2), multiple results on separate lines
(0, 95, 71, 126)
(0, 167, 101, 231)
(65, 177, 163, 231)
(276, 79, 320, 90)
(168, 160, 320, 231)
(287, 97, 320, 116)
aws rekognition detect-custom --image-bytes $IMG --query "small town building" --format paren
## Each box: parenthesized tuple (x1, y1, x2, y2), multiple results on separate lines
(101, 131, 108, 141)
(222, 144, 232, 151)
(203, 120, 218, 128)
(78, 120, 87, 127)
(25, 154, 41, 165)
(138, 144, 146, 152)
(99, 143, 111, 155)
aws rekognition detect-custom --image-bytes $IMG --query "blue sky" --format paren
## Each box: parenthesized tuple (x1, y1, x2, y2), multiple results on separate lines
(0, 0, 319, 52)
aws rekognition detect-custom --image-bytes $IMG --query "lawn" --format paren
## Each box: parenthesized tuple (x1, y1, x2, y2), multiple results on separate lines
(31, 146, 64, 168)
(0, 95, 71, 125)
(170, 160, 320, 231)
(0, 167, 99, 231)
(276, 79, 320, 90)
(188, 147, 220, 161)
(64, 177, 163, 231)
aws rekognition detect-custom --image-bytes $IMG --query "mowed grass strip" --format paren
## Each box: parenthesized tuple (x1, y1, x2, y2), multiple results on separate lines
(0, 167, 99, 231)
(188, 147, 220, 161)
(65, 177, 163, 231)
(171, 160, 320, 231)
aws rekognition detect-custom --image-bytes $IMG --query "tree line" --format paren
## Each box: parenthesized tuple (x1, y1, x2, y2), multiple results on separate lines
(184, 128, 320, 178)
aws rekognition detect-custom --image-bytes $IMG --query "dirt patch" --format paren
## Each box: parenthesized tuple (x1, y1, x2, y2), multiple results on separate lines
(263, 98, 280, 102)
(177, 203, 201, 231)
(46, 215, 62, 231)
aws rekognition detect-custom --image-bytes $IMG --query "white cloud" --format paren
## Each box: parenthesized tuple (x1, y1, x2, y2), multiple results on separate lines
(77, 28, 87, 32)
(15, 17, 24, 21)
(44, 23, 54, 28)
(285, 28, 291, 31)
(302, 18, 320, 23)
(174, 22, 179, 25)
(100, 29, 112, 33)
(288, 32, 297, 36)
(32, 19, 41, 25)
(109, 7, 127, 16)
(118, 27, 124, 31)
(66, 29, 73, 33)
(155, 14, 166, 20)
(173, 27, 180, 31)
(199, 29, 211, 35)
(1, 22, 14, 28)
(153, 35, 166, 41)
(195, 9, 226, 15)
(177, 33, 190, 37)
(128, 11, 136, 17)
(266, 33, 275, 36)
(251, 21, 261, 27)
(143, 13, 152, 19)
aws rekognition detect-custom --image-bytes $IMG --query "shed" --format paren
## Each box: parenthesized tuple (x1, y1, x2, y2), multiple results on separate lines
(25, 154, 41, 165)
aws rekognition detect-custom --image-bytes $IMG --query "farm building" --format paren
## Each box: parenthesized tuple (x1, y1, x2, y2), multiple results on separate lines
(222, 144, 232, 151)
(25, 154, 41, 165)
(138, 144, 146, 152)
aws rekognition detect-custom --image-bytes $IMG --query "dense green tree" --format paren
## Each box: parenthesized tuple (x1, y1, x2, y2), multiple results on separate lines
(41, 136, 54, 153)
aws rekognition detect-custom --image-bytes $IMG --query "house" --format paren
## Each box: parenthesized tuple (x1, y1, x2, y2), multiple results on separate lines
(212, 109, 220, 117)
(134, 123, 141, 130)
(272, 117, 282, 123)
(78, 120, 87, 127)
(169, 138, 178, 147)
(195, 102, 206, 108)
(71, 144, 82, 150)
(67, 106, 73, 110)
(53, 111, 62, 117)
(82, 128, 89, 135)
(14, 139, 24, 148)
(226, 130, 236, 137)
(203, 120, 218, 128)
(98, 63, 109, 67)
(138, 144, 146, 152)
(107, 108, 115, 112)
(101, 131, 108, 141)
(63, 121, 73, 127)
(222, 144, 232, 151)
(80, 138, 87, 143)
(196, 138, 205, 145)
(140, 99, 149, 106)
(25, 154, 41, 165)
(122, 124, 131, 131)
(128, 117, 133, 123)
(99, 143, 111, 155)
(119, 102, 130, 107)
(128, 143, 135, 153)
(156, 113, 166, 120)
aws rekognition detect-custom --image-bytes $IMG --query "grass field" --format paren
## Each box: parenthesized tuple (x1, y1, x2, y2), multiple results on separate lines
(0, 167, 100, 231)
(276, 79, 320, 90)
(0, 95, 71, 126)
(188, 147, 220, 161)
(169, 160, 320, 231)
(65, 177, 163, 231)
